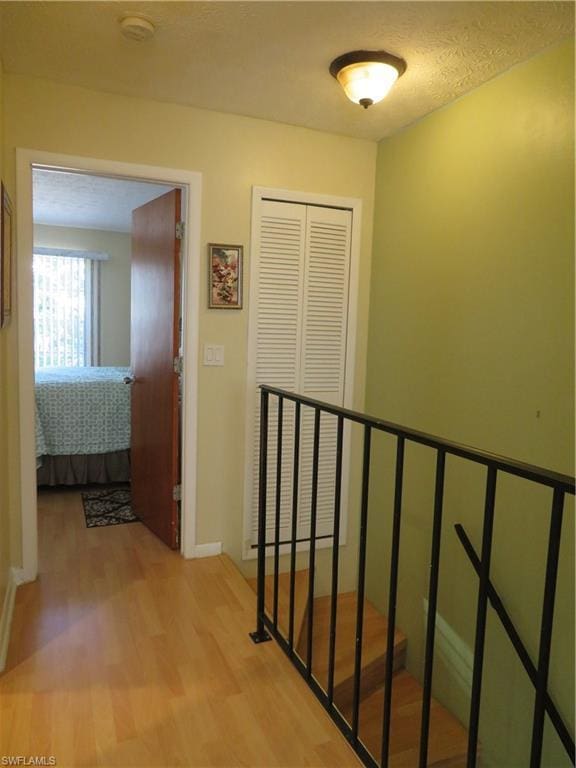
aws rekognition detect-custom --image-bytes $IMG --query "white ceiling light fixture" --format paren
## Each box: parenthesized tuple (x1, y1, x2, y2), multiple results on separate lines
(330, 50, 406, 109)
(119, 14, 156, 42)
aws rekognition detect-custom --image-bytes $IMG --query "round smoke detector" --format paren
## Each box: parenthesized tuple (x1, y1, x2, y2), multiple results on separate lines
(119, 15, 155, 42)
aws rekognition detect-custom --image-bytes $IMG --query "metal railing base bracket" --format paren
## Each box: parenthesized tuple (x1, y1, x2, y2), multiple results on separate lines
(249, 629, 272, 644)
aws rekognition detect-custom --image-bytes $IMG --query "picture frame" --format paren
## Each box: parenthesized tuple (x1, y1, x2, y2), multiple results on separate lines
(0, 183, 13, 329)
(208, 243, 243, 309)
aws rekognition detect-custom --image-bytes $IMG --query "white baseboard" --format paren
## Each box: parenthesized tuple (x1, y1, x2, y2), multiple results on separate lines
(423, 598, 473, 697)
(191, 542, 222, 558)
(0, 567, 25, 673)
(13, 566, 35, 586)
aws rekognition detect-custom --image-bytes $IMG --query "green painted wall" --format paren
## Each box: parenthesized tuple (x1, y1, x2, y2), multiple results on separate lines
(365, 39, 574, 767)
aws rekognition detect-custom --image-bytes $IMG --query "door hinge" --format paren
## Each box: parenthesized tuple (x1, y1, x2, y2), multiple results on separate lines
(173, 356, 183, 375)
(173, 484, 182, 502)
(175, 221, 185, 240)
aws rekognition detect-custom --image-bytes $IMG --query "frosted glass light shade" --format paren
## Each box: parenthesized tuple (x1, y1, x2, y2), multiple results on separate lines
(329, 50, 406, 109)
(336, 61, 399, 107)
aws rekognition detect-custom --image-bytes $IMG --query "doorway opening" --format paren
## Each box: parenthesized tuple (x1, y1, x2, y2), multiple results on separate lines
(16, 150, 202, 580)
(33, 169, 183, 548)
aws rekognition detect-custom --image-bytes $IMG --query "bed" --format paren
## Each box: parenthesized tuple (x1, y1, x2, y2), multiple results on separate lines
(35, 366, 132, 486)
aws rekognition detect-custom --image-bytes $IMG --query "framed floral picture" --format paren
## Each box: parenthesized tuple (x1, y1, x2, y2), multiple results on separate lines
(208, 243, 243, 309)
(0, 183, 13, 329)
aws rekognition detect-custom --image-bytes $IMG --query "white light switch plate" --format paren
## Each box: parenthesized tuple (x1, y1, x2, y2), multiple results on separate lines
(203, 344, 224, 366)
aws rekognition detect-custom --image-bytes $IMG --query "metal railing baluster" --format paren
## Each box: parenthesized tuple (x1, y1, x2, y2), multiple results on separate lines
(467, 466, 498, 767)
(288, 401, 301, 654)
(530, 487, 565, 768)
(249, 388, 272, 644)
(381, 436, 405, 767)
(419, 449, 446, 768)
(327, 415, 344, 706)
(351, 425, 372, 745)
(306, 408, 321, 679)
(273, 396, 284, 631)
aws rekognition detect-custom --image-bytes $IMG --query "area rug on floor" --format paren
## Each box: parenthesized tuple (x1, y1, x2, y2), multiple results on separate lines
(81, 487, 139, 528)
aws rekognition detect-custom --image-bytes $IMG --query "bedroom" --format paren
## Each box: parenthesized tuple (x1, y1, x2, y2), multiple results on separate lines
(32, 167, 183, 548)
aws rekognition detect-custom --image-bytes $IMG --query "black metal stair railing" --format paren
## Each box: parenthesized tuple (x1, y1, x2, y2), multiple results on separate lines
(249, 385, 575, 768)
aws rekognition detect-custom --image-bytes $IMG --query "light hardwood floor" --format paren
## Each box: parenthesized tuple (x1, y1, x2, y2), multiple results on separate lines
(0, 489, 360, 768)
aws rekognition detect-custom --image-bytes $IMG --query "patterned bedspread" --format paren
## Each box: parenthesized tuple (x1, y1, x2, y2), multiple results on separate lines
(35, 367, 131, 457)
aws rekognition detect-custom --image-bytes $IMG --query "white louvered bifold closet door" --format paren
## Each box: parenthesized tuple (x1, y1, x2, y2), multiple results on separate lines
(247, 198, 352, 549)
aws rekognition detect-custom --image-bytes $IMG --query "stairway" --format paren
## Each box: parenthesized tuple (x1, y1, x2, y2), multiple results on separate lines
(297, 592, 407, 711)
(248, 572, 471, 767)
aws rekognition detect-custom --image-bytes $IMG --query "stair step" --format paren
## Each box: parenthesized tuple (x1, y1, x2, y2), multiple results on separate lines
(247, 569, 309, 646)
(346, 670, 470, 767)
(297, 592, 407, 710)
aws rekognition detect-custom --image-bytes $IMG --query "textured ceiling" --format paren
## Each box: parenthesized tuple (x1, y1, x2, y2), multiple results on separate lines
(33, 169, 173, 232)
(1, 2, 573, 141)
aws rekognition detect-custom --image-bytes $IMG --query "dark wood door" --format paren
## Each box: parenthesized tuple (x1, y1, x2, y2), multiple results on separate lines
(130, 189, 181, 549)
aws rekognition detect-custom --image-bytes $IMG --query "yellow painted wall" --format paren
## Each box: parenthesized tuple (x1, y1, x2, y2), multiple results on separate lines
(365, 40, 574, 766)
(0, 52, 20, 638)
(0, 54, 8, 618)
(34, 224, 132, 366)
(3, 74, 376, 584)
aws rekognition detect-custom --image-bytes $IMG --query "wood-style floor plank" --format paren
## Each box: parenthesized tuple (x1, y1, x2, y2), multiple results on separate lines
(0, 488, 360, 767)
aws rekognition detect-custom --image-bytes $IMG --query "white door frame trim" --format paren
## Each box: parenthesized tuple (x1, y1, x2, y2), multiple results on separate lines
(16, 149, 202, 580)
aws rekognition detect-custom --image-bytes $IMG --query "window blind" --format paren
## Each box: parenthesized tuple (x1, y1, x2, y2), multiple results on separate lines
(33, 253, 98, 368)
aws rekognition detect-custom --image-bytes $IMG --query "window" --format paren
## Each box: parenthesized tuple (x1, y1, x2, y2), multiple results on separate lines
(33, 251, 99, 368)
